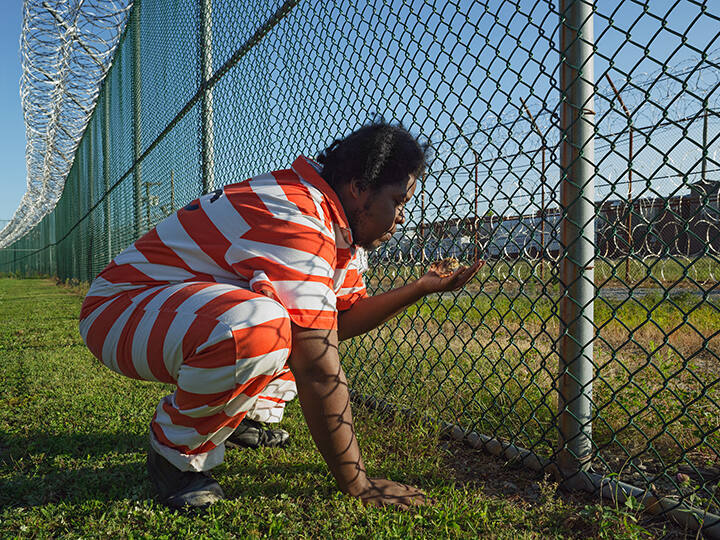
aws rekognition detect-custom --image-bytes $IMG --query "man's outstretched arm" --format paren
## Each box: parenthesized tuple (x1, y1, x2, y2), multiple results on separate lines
(288, 323, 427, 508)
(337, 259, 483, 341)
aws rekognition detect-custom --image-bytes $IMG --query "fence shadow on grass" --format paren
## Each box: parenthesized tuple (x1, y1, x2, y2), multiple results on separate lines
(0, 430, 147, 460)
(0, 430, 150, 507)
(0, 430, 344, 507)
(0, 461, 146, 508)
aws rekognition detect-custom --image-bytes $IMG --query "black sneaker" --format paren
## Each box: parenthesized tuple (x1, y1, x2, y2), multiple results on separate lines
(147, 445, 225, 509)
(226, 417, 290, 449)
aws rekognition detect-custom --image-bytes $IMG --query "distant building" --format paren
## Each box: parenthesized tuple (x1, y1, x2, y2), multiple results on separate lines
(371, 180, 720, 263)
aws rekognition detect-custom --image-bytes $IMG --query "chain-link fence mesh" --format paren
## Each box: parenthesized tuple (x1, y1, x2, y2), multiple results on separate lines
(2, 0, 719, 530)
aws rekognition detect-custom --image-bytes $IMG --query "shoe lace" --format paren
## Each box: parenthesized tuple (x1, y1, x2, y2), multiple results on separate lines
(242, 418, 271, 444)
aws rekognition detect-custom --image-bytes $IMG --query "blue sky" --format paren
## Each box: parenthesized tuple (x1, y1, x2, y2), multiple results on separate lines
(0, 1, 25, 225)
(1, 0, 717, 234)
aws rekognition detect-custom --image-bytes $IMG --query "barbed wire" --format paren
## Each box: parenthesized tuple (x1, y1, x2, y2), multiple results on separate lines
(431, 50, 720, 165)
(0, 0, 133, 248)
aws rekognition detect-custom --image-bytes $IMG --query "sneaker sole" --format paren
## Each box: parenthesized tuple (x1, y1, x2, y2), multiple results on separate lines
(165, 489, 224, 510)
(225, 437, 290, 450)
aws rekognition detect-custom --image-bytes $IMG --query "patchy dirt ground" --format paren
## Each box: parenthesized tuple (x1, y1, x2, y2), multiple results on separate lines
(439, 436, 703, 539)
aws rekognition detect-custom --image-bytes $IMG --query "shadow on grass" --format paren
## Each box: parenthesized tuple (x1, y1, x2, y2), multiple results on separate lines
(0, 430, 149, 507)
(0, 430, 339, 508)
(0, 430, 148, 459)
(0, 461, 147, 508)
(220, 461, 333, 500)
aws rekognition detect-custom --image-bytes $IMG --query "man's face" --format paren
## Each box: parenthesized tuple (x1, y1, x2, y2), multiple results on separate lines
(347, 175, 417, 250)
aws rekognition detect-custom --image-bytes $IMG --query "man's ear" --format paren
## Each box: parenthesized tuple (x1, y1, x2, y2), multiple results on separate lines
(349, 178, 363, 200)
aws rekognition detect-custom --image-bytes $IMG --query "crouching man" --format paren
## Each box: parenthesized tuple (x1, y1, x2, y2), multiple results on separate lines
(79, 121, 481, 510)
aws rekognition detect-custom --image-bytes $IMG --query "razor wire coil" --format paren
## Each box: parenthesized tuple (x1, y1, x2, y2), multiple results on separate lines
(0, 0, 133, 249)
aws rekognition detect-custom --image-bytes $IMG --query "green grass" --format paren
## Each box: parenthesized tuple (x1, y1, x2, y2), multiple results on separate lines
(0, 277, 679, 538)
(345, 261, 720, 514)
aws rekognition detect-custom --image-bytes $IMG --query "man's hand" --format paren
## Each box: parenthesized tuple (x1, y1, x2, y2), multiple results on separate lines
(337, 259, 484, 340)
(418, 259, 485, 294)
(352, 477, 428, 509)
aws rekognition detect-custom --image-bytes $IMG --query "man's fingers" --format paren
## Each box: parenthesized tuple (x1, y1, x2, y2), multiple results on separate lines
(451, 263, 479, 286)
(363, 496, 413, 509)
(468, 259, 485, 274)
(428, 258, 484, 285)
(457, 259, 484, 277)
(459, 259, 484, 282)
(445, 262, 480, 289)
(359, 482, 428, 510)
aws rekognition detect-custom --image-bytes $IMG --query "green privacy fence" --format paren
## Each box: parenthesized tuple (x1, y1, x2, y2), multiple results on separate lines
(2, 0, 720, 532)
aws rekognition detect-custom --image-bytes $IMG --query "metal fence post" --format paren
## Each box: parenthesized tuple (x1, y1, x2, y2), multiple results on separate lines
(50, 213, 55, 276)
(103, 92, 112, 260)
(87, 125, 95, 282)
(557, 0, 596, 480)
(200, 0, 216, 194)
(132, 0, 143, 238)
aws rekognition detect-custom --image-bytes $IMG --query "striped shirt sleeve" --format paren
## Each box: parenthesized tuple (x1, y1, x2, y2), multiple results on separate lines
(336, 249, 368, 312)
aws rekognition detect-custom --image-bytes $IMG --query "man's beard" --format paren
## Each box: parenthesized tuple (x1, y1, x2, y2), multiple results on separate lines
(347, 199, 389, 251)
(346, 206, 373, 250)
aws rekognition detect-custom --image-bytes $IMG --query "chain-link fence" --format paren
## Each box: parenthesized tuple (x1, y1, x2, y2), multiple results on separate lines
(2, 0, 719, 533)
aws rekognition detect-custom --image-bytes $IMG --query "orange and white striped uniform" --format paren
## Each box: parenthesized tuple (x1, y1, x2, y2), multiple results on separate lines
(79, 156, 367, 472)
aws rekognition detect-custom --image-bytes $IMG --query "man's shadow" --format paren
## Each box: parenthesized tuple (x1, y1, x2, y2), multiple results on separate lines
(1, 430, 150, 508)
(0, 430, 331, 508)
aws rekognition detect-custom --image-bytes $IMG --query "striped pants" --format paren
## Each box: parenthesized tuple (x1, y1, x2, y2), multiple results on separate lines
(79, 281, 295, 472)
